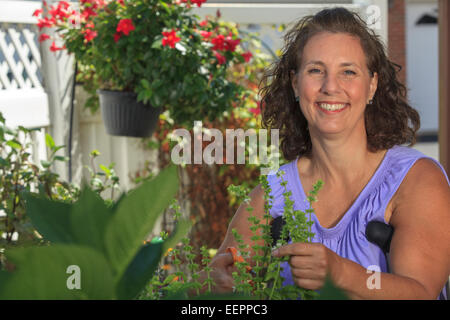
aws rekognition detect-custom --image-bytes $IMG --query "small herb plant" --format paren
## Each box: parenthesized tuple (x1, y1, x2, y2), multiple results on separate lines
(138, 170, 325, 300)
(226, 171, 323, 300)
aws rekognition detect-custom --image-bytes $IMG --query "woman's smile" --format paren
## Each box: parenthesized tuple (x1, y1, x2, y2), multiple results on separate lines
(315, 102, 349, 113)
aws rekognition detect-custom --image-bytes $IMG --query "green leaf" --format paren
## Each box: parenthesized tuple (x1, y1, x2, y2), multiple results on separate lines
(116, 242, 163, 300)
(24, 193, 75, 243)
(104, 165, 179, 281)
(40, 160, 52, 168)
(54, 156, 69, 162)
(0, 245, 115, 299)
(6, 140, 21, 150)
(45, 133, 55, 150)
(162, 219, 192, 254)
(317, 276, 349, 300)
(99, 164, 111, 176)
(70, 187, 113, 252)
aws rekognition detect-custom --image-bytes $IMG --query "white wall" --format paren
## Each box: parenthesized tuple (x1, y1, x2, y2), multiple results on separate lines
(406, 1, 439, 134)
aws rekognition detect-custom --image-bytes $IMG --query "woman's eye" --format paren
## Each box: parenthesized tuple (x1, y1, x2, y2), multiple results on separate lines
(344, 70, 356, 75)
(308, 68, 322, 74)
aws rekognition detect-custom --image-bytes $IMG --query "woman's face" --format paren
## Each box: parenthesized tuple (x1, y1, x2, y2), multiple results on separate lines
(291, 32, 378, 137)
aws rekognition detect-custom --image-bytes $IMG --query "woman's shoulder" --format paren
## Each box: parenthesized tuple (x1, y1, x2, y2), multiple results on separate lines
(391, 156, 449, 222)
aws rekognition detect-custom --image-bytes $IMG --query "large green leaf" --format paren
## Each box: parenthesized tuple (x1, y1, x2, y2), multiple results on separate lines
(70, 188, 113, 252)
(116, 242, 163, 300)
(24, 193, 75, 243)
(0, 245, 115, 300)
(162, 219, 192, 254)
(104, 165, 179, 280)
(116, 218, 192, 300)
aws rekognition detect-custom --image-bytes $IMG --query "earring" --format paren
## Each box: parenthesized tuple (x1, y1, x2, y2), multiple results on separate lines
(368, 99, 373, 105)
(295, 96, 300, 102)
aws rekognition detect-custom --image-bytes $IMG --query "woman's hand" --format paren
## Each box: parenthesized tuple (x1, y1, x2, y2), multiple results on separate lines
(197, 252, 236, 294)
(272, 242, 343, 290)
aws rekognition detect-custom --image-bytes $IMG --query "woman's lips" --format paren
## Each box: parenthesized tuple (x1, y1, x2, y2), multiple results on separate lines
(315, 102, 349, 114)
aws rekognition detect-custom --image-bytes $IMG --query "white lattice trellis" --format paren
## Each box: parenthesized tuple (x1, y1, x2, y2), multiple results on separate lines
(0, 22, 42, 90)
(0, 1, 49, 166)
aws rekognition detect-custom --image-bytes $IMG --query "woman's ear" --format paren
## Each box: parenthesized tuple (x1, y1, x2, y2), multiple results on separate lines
(369, 71, 378, 100)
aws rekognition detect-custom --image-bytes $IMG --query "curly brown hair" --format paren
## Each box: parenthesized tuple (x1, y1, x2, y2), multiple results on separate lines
(260, 7, 420, 161)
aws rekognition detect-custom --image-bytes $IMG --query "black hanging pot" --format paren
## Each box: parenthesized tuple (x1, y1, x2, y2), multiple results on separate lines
(98, 89, 161, 138)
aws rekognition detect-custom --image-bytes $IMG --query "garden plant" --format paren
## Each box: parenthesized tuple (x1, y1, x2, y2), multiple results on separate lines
(34, 0, 253, 127)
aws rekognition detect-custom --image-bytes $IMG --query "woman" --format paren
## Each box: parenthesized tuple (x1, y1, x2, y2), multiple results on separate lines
(201, 7, 450, 299)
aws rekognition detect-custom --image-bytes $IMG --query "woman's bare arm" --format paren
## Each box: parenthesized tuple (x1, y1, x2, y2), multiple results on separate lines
(196, 184, 269, 293)
(336, 158, 450, 299)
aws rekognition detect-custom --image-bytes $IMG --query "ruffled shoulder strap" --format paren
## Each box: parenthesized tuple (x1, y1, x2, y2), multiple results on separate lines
(266, 161, 295, 219)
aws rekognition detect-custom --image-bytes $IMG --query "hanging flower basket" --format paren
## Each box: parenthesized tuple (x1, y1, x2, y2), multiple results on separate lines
(98, 90, 161, 138)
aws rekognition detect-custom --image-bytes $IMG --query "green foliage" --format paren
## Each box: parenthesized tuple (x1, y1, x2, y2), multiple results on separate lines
(224, 172, 346, 300)
(0, 116, 77, 256)
(0, 165, 184, 299)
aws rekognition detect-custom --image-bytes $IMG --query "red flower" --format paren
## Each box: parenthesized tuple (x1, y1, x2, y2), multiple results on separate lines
(50, 41, 64, 52)
(212, 33, 241, 52)
(37, 17, 56, 30)
(114, 32, 122, 43)
(199, 19, 208, 27)
(81, 7, 97, 21)
(200, 31, 212, 40)
(249, 107, 261, 116)
(214, 51, 226, 65)
(118, 0, 125, 5)
(116, 19, 135, 36)
(82, 28, 97, 42)
(32, 9, 43, 17)
(224, 34, 240, 52)
(38, 33, 50, 42)
(241, 51, 252, 62)
(211, 34, 225, 51)
(191, 0, 207, 7)
(162, 30, 181, 49)
(58, 1, 71, 10)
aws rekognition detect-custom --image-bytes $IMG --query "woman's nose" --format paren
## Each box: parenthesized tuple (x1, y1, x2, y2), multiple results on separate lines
(320, 73, 341, 95)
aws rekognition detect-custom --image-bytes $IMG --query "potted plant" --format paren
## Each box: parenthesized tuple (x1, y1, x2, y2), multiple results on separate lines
(34, 0, 253, 137)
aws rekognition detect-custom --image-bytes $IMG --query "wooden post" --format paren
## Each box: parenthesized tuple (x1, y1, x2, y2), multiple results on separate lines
(439, 0, 450, 175)
(39, 0, 75, 182)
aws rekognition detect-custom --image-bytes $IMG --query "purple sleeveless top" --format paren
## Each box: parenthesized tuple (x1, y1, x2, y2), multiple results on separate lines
(267, 145, 449, 299)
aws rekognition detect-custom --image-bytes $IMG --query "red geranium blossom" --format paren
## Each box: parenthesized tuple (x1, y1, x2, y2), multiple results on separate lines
(82, 28, 98, 42)
(214, 51, 226, 65)
(37, 17, 56, 30)
(50, 41, 65, 52)
(241, 51, 252, 62)
(224, 34, 240, 52)
(190, 0, 207, 7)
(116, 18, 135, 36)
(162, 30, 181, 48)
(32, 9, 43, 17)
(113, 32, 122, 43)
(200, 31, 212, 40)
(211, 34, 225, 51)
(38, 33, 50, 42)
(249, 107, 261, 116)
